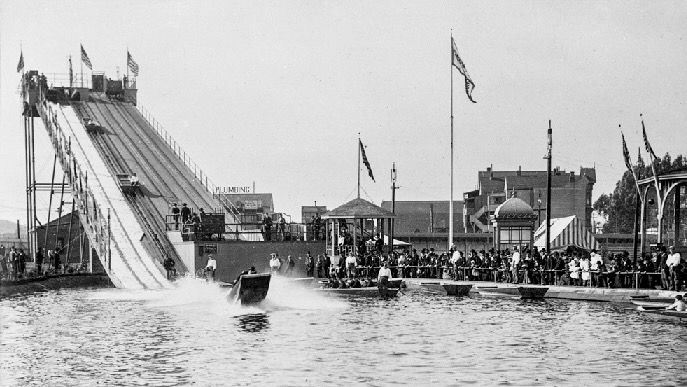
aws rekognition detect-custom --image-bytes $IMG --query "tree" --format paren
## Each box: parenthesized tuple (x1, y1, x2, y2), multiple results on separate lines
(600, 153, 686, 234)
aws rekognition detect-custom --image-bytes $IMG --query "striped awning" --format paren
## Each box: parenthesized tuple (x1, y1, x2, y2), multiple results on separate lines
(534, 216, 599, 251)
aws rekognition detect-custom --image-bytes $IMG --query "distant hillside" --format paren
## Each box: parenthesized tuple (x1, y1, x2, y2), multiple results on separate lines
(0, 220, 23, 238)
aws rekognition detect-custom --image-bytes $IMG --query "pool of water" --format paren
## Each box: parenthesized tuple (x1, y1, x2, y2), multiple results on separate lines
(1, 277, 685, 386)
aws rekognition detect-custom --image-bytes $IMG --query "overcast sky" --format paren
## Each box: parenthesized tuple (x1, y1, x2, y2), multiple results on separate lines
(1, 0, 686, 223)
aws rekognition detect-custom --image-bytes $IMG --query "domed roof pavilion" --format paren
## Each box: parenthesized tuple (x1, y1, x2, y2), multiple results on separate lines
(491, 197, 538, 252)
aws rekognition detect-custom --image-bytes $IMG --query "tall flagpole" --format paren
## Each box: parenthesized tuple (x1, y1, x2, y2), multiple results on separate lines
(449, 32, 454, 252)
(357, 133, 361, 199)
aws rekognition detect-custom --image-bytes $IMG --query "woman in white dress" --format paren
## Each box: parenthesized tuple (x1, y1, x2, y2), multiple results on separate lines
(580, 257, 591, 287)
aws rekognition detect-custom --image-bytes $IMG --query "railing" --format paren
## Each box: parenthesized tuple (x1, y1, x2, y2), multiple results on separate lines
(41, 73, 92, 89)
(135, 104, 243, 224)
(36, 97, 113, 274)
(308, 264, 667, 290)
(163, 216, 313, 242)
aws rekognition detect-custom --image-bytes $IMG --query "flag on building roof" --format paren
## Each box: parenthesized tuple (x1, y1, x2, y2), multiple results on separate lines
(359, 139, 375, 182)
(16, 51, 24, 73)
(641, 116, 658, 162)
(127, 51, 139, 76)
(81, 44, 92, 70)
(451, 37, 476, 103)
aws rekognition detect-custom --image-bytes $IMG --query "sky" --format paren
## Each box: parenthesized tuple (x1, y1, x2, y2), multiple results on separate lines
(1, 0, 686, 224)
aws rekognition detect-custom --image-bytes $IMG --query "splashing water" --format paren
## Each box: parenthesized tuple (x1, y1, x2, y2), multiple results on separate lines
(86, 275, 346, 316)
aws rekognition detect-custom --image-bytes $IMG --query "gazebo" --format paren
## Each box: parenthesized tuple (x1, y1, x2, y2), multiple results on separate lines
(321, 198, 396, 258)
(490, 197, 538, 252)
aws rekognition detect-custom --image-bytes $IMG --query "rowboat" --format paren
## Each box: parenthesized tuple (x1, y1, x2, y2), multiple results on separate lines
(637, 307, 687, 322)
(420, 283, 472, 296)
(319, 286, 400, 298)
(227, 273, 271, 305)
(630, 297, 675, 310)
(477, 286, 548, 299)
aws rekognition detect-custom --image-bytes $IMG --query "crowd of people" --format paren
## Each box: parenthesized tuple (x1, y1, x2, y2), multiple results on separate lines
(0, 245, 82, 281)
(293, 244, 684, 291)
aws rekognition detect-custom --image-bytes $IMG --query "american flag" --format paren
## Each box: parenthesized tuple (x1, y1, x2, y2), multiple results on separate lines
(451, 37, 476, 103)
(81, 44, 92, 70)
(127, 51, 139, 77)
(16, 51, 24, 73)
(359, 139, 375, 182)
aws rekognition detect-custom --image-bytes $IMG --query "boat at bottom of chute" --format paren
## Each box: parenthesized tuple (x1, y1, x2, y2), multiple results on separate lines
(227, 273, 272, 305)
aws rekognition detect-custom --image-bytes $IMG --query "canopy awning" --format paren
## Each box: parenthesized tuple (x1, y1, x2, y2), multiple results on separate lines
(321, 197, 396, 219)
(365, 235, 412, 247)
(533, 215, 599, 251)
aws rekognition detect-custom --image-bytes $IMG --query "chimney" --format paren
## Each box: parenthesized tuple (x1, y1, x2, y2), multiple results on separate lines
(517, 165, 522, 176)
(569, 171, 575, 182)
(489, 164, 494, 180)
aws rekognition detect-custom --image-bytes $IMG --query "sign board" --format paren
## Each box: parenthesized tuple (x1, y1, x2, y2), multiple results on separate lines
(215, 186, 252, 194)
(201, 213, 225, 235)
(198, 244, 217, 256)
(244, 200, 261, 210)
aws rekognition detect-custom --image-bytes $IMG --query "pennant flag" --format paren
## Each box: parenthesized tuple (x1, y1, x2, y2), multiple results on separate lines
(69, 55, 73, 86)
(621, 130, 641, 195)
(359, 139, 375, 182)
(127, 51, 139, 76)
(451, 37, 476, 103)
(81, 44, 92, 70)
(16, 51, 24, 73)
(641, 116, 658, 162)
(621, 133, 633, 172)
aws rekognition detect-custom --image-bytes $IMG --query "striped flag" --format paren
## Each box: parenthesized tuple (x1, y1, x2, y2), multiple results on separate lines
(127, 51, 139, 76)
(16, 51, 24, 73)
(451, 37, 476, 103)
(81, 44, 92, 70)
(359, 139, 375, 182)
(641, 116, 658, 162)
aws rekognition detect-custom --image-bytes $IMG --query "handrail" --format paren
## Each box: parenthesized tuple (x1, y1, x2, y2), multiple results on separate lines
(134, 103, 243, 224)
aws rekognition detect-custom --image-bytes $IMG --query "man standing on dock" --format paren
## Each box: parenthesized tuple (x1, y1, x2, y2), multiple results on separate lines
(205, 255, 217, 282)
(667, 246, 682, 291)
(511, 247, 521, 284)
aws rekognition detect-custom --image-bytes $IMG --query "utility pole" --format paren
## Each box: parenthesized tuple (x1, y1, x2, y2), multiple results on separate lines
(390, 163, 399, 252)
(545, 120, 552, 255)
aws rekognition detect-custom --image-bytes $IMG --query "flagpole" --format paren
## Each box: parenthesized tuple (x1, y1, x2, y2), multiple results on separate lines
(357, 133, 361, 199)
(449, 32, 454, 252)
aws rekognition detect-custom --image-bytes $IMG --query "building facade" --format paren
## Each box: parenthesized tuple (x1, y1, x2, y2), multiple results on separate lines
(464, 166, 596, 233)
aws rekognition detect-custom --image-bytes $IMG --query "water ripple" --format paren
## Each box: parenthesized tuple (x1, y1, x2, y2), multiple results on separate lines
(1, 279, 686, 386)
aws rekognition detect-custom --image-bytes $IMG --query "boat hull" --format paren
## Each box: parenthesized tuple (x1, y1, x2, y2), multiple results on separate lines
(228, 273, 271, 305)
(638, 308, 687, 321)
(477, 286, 548, 299)
(319, 286, 400, 298)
